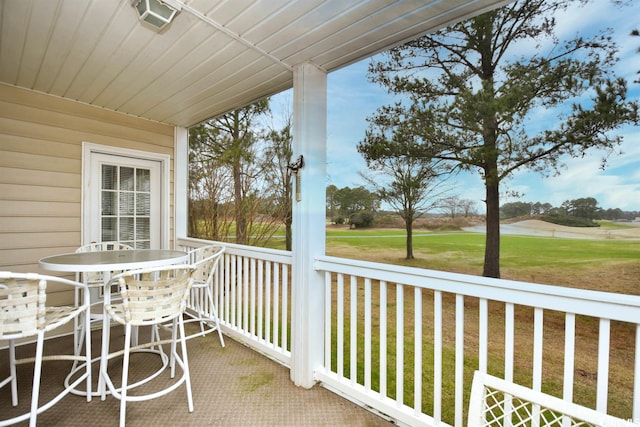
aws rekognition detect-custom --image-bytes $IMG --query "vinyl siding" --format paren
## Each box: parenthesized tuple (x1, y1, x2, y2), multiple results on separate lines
(0, 83, 175, 281)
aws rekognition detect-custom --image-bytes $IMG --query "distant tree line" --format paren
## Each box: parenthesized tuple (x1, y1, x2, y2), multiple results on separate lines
(326, 185, 477, 226)
(500, 197, 639, 223)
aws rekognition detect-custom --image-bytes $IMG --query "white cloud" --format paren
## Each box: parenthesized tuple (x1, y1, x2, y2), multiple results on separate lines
(507, 130, 640, 211)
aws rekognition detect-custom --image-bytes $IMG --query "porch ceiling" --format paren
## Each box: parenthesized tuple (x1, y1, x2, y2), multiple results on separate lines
(0, 0, 509, 127)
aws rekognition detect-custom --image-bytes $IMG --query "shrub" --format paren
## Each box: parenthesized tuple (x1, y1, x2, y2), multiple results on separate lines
(349, 210, 375, 228)
(373, 215, 404, 228)
(541, 214, 600, 227)
(437, 224, 462, 231)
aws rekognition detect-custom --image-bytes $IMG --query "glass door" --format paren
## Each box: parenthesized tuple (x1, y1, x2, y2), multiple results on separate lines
(87, 152, 161, 249)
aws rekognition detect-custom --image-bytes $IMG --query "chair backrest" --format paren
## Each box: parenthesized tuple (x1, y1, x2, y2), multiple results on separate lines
(75, 242, 134, 285)
(189, 245, 225, 286)
(110, 265, 194, 326)
(0, 272, 87, 339)
(467, 371, 635, 427)
(75, 242, 134, 253)
(0, 272, 46, 339)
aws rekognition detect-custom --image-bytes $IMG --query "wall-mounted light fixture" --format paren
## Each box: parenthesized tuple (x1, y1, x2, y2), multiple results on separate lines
(287, 155, 305, 202)
(131, 0, 182, 31)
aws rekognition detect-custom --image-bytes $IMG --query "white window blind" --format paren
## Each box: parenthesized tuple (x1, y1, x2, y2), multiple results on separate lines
(101, 164, 152, 249)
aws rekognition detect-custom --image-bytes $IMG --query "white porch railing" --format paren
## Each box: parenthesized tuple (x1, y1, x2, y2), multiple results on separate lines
(315, 255, 640, 427)
(177, 238, 292, 366)
(177, 238, 640, 427)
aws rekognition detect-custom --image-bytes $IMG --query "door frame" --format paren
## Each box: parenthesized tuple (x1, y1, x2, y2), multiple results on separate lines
(81, 142, 171, 249)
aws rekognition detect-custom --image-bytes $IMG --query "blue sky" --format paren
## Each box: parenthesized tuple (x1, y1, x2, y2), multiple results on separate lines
(272, 0, 640, 213)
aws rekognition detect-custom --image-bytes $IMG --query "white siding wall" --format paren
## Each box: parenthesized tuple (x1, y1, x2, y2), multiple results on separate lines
(0, 83, 175, 302)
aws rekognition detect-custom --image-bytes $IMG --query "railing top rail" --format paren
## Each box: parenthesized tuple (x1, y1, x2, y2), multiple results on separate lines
(315, 255, 640, 323)
(177, 237, 292, 264)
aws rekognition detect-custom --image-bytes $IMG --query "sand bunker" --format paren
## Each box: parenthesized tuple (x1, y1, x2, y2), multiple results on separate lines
(465, 219, 640, 240)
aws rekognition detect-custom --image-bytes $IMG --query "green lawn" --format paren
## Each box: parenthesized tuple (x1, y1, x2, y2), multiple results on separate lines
(327, 228, 639, 262)
(325, 228, 640, 292)
(597, 220, 640, 229)
(246, 223, 639, 292)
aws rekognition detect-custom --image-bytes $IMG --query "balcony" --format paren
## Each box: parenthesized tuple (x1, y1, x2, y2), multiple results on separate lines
(1, 1, 638, 425)
(2, 237, 639, 426)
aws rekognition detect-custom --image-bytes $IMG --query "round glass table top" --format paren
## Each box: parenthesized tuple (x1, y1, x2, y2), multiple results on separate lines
(39, 249, 189, 272)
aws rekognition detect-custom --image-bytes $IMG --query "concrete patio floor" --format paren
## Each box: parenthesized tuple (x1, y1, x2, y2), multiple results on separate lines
(0, 326, 392, 426)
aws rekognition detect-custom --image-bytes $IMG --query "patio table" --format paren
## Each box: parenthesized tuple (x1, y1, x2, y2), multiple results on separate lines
(39, 249, 189, 275)
(38, 249, 189, 397)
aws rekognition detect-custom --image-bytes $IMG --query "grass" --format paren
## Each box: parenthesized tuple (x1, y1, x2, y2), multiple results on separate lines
(325, 228, 640, 293)
(597, 220, 639, 229)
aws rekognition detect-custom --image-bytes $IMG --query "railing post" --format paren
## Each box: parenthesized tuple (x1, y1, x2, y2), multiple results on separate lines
(174, 126, 189, 248)
(290, 62, 327, 388)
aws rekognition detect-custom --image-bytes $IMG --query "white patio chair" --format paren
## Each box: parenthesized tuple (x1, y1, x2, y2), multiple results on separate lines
(73, 242, 134, 357)
(100, 264, 195, 427)
(467, 370, 636, 427)
(184, 245, 225, 345)
(0, 272, 92, 427)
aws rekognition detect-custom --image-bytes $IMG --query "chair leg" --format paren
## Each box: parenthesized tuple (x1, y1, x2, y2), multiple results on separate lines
(119, 324, 132, 427)
(83, 298, 93, 402)
(193, 288, 206, 336)
(99, 324, 108, 401)
(73, 286, 81, 359)
(28, 333, 45, 427)
(132, 326, 139, 347)
(206, 287, 225, 347)
(8, 340, 17, 407)
(178, 316, 194, 412)
(170, 318, 178, 378)
(74, 316, 86, 359)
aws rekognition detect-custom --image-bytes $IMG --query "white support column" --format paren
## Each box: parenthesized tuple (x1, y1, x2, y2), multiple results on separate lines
(290, 62, 327, 388)
(174, 126, 189, 247)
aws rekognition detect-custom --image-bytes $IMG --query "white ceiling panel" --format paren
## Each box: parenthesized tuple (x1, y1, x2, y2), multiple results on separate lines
(32, 1, 91, 93)
(0, 0, 511, 127)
